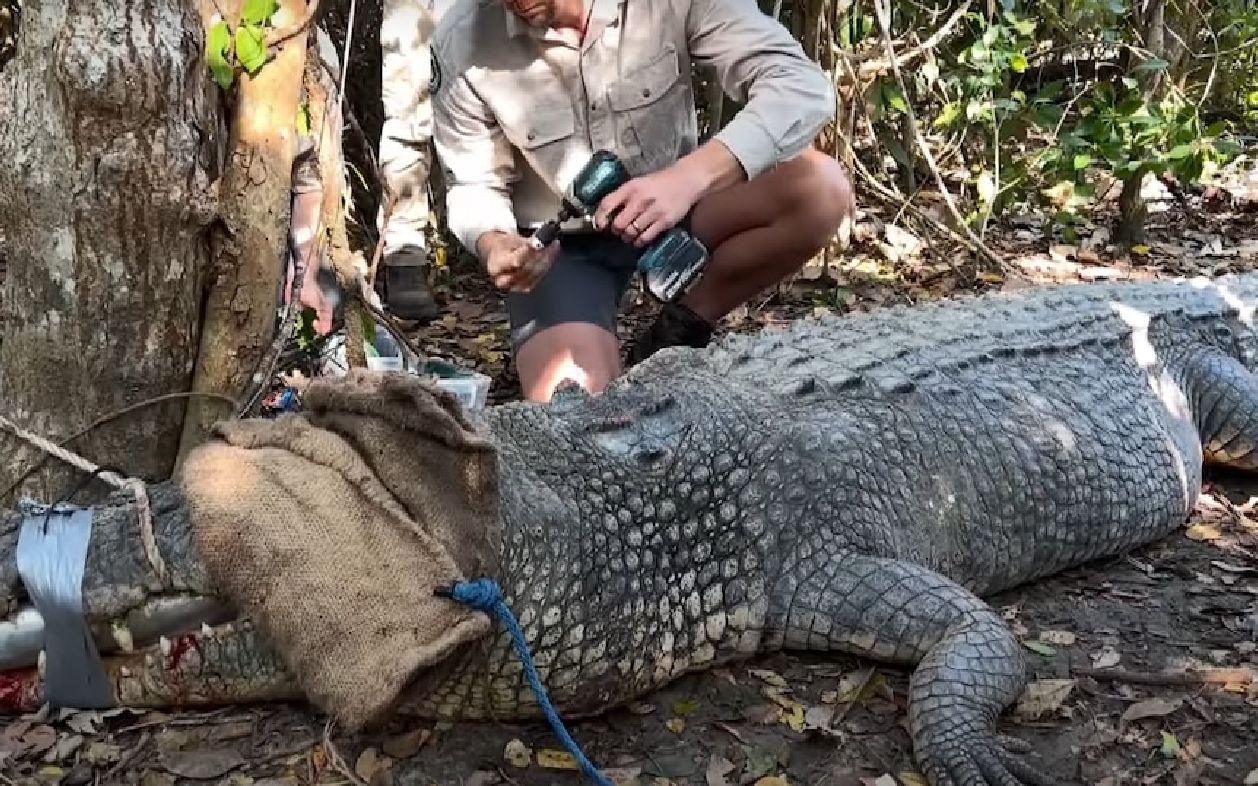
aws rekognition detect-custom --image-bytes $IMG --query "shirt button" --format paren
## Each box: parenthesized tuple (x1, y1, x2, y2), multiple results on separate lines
(590, 102, 597, 111)
(527, 132, 536, 141)
(642, 88, 651, 97)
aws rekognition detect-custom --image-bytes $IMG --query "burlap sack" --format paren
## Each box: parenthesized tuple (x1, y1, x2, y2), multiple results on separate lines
(178, 371, 497, 731)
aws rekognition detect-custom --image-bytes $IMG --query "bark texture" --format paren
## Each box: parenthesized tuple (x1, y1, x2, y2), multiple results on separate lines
(176, 0, 310, 461)
(0, 0, 224, 501)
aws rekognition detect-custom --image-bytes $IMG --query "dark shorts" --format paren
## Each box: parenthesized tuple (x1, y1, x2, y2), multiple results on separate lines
(506, 232, 644, 349)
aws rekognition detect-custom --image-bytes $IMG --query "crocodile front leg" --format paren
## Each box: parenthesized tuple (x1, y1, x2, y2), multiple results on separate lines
(770, 550, 1053, 786)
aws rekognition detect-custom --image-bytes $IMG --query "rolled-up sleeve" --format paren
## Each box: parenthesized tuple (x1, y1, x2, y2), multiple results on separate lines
(685, 0, 834, 180)
(431, 46, 520, 257)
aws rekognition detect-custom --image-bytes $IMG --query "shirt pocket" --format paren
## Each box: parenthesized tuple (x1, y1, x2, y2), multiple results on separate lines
(608, 43, 692, 176)
(491, 82, 578, 186)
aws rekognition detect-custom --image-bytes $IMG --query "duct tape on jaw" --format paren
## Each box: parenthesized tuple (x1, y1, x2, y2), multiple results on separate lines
(15, 499, 113, 709)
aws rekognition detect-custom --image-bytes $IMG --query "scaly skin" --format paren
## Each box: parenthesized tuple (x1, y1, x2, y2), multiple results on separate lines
(7, 273, 1258, 786)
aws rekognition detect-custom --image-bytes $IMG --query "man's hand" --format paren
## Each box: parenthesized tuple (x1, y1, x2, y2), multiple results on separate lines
(477, 231, 559, 292)
(592, 163, 705, 248)
(592, 141, 745, 248)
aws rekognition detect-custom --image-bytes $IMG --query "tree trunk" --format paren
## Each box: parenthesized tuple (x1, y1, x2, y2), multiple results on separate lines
(0, 0, 225, 503)
(175, 0, 310, 463)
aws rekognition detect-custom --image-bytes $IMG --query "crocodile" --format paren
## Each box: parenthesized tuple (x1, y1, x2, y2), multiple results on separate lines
(5, 271, 1258, 786)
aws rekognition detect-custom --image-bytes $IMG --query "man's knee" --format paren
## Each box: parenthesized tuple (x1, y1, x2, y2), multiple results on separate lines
(777, 148, 855, 246)
(513, 322, 621, 402)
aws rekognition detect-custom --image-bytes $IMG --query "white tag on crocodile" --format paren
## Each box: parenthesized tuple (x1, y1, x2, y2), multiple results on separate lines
(15, 500, 113, 709)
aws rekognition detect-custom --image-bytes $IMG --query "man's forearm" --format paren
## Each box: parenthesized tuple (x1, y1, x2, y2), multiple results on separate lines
(673, 139, 747, 199)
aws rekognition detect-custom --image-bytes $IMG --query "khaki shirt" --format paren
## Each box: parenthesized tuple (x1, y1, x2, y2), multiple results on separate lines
(430, 0, 834, 258)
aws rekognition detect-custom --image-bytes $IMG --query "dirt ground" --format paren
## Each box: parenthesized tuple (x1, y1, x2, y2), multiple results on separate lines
(3, 171, 1258, 785)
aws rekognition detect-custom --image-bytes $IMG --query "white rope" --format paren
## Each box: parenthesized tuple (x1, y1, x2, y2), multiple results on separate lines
(0, 414, 170, 584)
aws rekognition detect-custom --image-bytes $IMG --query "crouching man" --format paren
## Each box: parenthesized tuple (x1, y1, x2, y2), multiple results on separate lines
(431, 0, 855, 402)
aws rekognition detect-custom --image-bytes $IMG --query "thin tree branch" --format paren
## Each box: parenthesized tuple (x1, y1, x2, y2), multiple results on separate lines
(871, 0, 1006, 272)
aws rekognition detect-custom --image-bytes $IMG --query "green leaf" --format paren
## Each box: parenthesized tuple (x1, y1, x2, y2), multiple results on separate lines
(296, 102, 310, 135)
(1165, 143, 1193, 159)
(1159, 730, 1179, 758)
(1009, 53, 1028, 73)
(240, 0, 279, 26)
(205, 20, 234, 89)
(934, 101, 962, 128)
(235, 23, 267, 76)
(886, 85, 908, 114)
(1072, 153, 1092, 170)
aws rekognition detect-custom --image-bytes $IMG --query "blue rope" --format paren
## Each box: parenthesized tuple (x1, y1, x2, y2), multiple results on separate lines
(436, 578, 613, 786)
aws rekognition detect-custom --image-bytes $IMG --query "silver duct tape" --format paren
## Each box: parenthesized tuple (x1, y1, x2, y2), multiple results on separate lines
(15, 500, 113, 708)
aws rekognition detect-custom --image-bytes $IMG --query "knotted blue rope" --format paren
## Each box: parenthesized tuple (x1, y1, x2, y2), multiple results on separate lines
(436, 578, 613, 786)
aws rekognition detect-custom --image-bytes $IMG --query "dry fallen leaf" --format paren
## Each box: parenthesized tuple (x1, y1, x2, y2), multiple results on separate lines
(1122, 696, 1183, 723)
(538, 749, 579, 770)
(743, 704, 782, 724)
(45, 733, 84, 763)
(749, 669, 789, 689)
(1185, 523, 1222, 541)
(606, 766, 643, 785)
(140, 772, 177, 786)
(1014, 679, 1076, 720)
(1243, 768, 1258, 785)
(1023, 640, 1057, 657)
(1039, 630, 1077, 646)
(665, 717, 686, 734)
(355, 747, 393, 783)
(1091, 647, 1122, 669)
(861, 776, 898, 786)
(382, 728, 431, 759)
(897, 772, 929, 786)
(753, 777, 791, 786)
(706, 755, 736, 786)
(0, 722, 57, 760)
(159, 748, 246, 780)
(503, 738, 531, 769)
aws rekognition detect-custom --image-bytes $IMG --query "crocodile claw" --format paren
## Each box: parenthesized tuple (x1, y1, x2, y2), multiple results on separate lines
(917, 729, 1058, 786)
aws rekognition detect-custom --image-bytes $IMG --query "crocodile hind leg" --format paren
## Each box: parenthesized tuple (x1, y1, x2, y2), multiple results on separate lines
(770, 550, 1055, 786)
(1188, 348, 1258, 470)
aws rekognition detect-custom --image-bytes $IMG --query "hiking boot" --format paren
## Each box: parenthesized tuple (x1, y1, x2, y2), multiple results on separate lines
(625, 300, 715, 366)
(382, 246, 439, 323)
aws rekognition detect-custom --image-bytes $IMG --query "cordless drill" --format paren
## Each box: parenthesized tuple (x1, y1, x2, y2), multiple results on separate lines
(528, 150, 709, 303)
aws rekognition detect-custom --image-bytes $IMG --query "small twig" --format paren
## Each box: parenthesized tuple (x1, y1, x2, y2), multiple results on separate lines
(366, 190, 398, 289)
(115, 709, 242, 735)
(102, 730, 152, 781)
(266, 0, 321, 47)
(1072, 666, 1256, 686)
(871, 0, 1006, 273)
(352, 283, 429, 363)
(838, 0, 972, 82)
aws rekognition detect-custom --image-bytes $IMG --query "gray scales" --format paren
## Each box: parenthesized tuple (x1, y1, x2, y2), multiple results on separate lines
(4, 272, 1258, 786)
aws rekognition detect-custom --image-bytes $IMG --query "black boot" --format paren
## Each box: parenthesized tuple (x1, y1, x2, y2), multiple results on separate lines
(382, 245, 439, 323)
(626, 300, 715, 366)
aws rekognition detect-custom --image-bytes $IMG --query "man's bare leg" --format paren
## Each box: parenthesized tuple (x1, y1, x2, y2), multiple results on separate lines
(628, 148, 855, 362)
(514, 323, 621, 402)
(513, 148, 855, 399)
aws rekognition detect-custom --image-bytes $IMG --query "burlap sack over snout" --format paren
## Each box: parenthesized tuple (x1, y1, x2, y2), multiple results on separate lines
(178, 370, 498, 731)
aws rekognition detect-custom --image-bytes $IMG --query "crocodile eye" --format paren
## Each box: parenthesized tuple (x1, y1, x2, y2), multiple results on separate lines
(634, 446, 667, 466)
